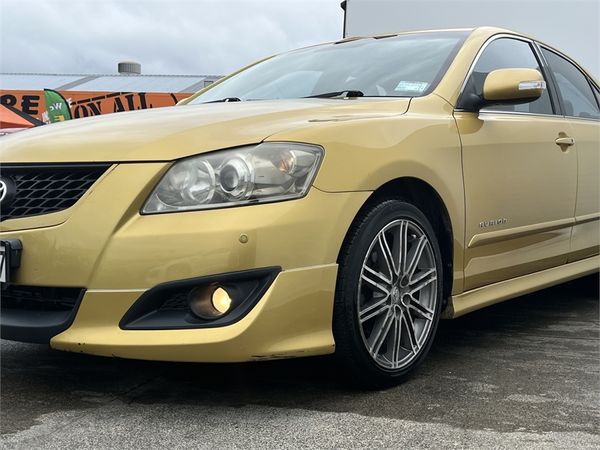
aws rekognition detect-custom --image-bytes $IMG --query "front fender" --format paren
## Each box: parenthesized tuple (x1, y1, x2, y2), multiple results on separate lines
(267, 95, 465, 293)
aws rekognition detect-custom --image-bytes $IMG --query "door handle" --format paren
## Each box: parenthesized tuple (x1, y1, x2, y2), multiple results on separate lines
(555, 136, 575, 147)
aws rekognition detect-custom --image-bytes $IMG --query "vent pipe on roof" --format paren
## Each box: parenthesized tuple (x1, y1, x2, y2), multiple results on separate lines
(118, 61, 141, 75)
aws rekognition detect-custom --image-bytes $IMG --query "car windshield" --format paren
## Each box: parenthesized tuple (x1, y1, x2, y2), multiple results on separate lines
(188, 31, 468, 104)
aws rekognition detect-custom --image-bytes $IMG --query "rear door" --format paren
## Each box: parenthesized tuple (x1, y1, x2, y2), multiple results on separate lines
(454, 36, 577, 291)
(540, 47, 600, 261)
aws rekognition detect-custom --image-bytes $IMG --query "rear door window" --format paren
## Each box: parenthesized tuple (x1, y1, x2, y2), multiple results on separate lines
(541, 48, 600, 120)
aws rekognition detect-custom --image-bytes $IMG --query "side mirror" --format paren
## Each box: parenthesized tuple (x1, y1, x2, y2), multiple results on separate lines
(459, 68, 546, 112)
(483, 68, 546, 106)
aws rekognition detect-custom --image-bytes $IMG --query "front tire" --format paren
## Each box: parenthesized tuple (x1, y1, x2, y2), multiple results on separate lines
(333, 199, 443, 388)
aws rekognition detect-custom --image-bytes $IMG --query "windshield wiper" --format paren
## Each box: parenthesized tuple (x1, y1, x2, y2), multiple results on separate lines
(306, 90, 364, 99)
(202, 97, 242, 104)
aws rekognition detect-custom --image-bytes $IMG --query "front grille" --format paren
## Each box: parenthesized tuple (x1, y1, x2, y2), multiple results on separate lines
(0, 164, 110, 221)
(1, 285, 85, 312)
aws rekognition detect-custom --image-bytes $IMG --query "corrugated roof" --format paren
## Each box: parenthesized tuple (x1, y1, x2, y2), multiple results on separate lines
(1, 74, 86, 91)
(0, 73, 223, 93)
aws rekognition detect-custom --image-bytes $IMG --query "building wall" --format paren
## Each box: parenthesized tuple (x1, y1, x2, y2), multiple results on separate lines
(344, 0, 599, 78)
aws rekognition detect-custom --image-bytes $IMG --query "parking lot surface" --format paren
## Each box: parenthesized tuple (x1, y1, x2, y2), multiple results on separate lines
(1, 274, 598, 449)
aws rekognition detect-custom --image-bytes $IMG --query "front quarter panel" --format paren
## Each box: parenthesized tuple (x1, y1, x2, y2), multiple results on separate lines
(268, 95, 466, 294)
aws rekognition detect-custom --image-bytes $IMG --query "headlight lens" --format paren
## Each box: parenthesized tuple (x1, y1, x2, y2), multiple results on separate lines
(142, 142, 323, 213)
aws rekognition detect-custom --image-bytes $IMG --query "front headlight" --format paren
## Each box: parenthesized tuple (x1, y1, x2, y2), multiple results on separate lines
(142, 142, 323, 213)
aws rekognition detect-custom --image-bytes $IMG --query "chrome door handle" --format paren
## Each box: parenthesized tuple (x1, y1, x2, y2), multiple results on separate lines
(555, 136, 575, 146)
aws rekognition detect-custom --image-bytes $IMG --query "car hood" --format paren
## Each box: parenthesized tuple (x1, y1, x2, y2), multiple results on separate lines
(1, 98, 410, 163)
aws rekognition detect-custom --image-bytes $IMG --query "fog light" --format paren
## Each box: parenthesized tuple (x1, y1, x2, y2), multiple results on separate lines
(189, 285, 233, 320)
(211, 287, 232, 313)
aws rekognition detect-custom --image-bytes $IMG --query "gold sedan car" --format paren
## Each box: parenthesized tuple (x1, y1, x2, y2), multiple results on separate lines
(1, 27, 598, 387)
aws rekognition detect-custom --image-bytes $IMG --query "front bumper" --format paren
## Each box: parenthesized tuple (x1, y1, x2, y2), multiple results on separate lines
(0, 163, 370, 361)
(52, 265, 338, 361)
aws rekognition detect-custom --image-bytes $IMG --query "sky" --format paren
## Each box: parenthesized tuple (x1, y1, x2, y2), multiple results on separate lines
(0, 0, 344, 76)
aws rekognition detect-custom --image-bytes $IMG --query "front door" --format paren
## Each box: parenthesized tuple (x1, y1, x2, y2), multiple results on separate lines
(454, 37, 577, 291)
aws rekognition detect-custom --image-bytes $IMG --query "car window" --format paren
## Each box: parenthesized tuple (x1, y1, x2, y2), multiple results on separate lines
(593, 83, 600, 107)
(541, 48, 600, 120)
(462, 38, 554, 115)
(593, 83, 600, 108)
(242, 71, 322, 100)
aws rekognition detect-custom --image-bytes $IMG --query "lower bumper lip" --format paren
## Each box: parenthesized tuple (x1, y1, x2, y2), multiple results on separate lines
(0, 286, 85, 344)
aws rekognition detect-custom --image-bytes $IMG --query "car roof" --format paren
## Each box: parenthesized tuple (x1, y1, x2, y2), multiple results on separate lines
(338, 27, 499, 42)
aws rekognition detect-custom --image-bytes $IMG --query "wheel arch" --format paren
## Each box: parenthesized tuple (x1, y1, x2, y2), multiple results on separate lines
(337, 177, 454, 307)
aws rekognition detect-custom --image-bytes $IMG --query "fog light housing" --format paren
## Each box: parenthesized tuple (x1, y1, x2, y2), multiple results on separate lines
(120, 267, 280, 330)
(189, 285, 233, 320)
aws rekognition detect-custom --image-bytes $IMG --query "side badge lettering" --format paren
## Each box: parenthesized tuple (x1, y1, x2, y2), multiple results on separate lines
(479, 218, 508, 229)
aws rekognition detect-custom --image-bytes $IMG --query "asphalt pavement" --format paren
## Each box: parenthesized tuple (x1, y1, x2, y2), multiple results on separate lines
(1, 274, 598, 449)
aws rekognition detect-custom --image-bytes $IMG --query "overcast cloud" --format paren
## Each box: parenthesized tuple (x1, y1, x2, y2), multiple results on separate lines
(0, 0, 343, 76)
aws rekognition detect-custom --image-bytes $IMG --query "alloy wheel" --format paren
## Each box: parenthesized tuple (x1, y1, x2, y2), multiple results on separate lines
(357, 218, 438, 370)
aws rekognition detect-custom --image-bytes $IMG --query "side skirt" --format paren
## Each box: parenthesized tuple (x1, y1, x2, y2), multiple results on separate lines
(444, 255, 599, 318)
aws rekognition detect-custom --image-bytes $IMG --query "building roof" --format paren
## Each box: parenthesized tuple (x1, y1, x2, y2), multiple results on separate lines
(0, 72, 223, 93)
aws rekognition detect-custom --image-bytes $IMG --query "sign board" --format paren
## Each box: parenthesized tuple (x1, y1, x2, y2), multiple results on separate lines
(0, 90, 191, 125)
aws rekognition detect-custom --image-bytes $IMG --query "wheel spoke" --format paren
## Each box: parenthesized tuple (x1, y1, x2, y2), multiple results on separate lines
(408, 272, 436, 295)
(408, 297, 434, 321)
(402, 312, 418, 354)
(369, 309, 394, 356)
(359, 296, 390, 323)
(363, 262, 392, 285)
(405, 234, 427, 279)
(391, 311, 403, 367)
(361, 270, 391, 295)
(377, 234, 396, 278)
(410, 267, 436, 286)
(398, 221, 409, 274)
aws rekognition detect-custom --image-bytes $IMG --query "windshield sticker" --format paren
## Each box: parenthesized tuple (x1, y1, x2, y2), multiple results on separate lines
(394, 81, 429, 93)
